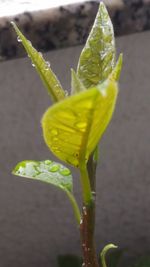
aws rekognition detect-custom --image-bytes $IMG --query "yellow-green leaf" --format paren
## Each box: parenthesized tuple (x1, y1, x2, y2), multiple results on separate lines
(11, 22, 65, 102)
(77, 2, 115, 88)
(110, 54, 123, 82)
(42, 79, 118, 167)
(71, 69, 86, 95)
(12, 159, 73, 192)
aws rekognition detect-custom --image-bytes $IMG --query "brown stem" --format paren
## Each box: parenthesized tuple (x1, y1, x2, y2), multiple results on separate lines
(80, 149, 100, 267)
(80, 203, 99, 267)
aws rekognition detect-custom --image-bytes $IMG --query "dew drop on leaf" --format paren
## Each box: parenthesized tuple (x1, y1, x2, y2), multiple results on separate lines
(75, 122, 87, 130)
(59, 169, 71, 176)
(50, 165, 60, 172)
(52, 137, 58, 142)
(45, 160, 52, 165)
(51, 129, 58, 135)
(32, 62, 35, 67)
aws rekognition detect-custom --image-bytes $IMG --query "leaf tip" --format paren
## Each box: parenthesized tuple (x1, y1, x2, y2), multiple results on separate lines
(99, 1, 107, 12)
(119, 53, 123, 65)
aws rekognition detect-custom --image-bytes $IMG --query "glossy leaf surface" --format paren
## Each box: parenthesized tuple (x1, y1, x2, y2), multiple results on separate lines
(12, 22, 65, 102)
(77, 2, 115, 88)
(71, 69, 86, 95)
(42, 79, 118, 167)
(12, 160, 72, 192)
(110, 54, 123, 82)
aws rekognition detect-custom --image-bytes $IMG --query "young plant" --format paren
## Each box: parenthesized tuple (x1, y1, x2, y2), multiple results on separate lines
(12, 2, 122, 267)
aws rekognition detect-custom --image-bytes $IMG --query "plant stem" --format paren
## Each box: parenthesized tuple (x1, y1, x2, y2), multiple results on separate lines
(87, 147, 98, 192)
(86, 147, 98, 244)
(80, 203, 100, 267)
(64, 189, 81, 225)
(79, 152, 100, 267)
(79, 161, 92, 205)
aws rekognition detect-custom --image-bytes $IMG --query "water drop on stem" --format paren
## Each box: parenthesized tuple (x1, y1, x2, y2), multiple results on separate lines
(17, 36, 22, 43)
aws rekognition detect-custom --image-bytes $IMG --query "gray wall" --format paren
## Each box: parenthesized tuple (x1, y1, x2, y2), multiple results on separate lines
(0, 31, 150, 267)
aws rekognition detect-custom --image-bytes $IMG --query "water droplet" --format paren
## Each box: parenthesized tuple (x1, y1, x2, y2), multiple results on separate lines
(60, 169, 71, 176)
(45, 160, 52, 165)
(52, 146, 59, 152)
(65, 90, 69, 97)
(83, 206, 87, 216)
(52, 137, 58, 142)
(76, 122, 87, 130)
(45, 61, 50, 70)
(80, 219, 83, 225)
(54, 84, 59, 89)
(82, 263, 85, 267)
(32, 62, 35, 67)
(53, 149, 60, 154)
(50, 165, 60, 172)
(82, 243, 86, 248)
(17, 36, 22, 43)
(50, 129, 58, 135)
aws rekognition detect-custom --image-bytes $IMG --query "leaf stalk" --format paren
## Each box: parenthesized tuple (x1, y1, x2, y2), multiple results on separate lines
(64, 189, 81, 225)
(79, 161, 92, 206)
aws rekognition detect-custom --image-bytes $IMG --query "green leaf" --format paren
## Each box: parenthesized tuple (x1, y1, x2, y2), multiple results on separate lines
(11, 22, 65, 102)
(71, 69, 86, 95)
(110, 54, 123, 82)
(12, 160, 72, 192)
(42, 79, 118, 167)
(77, 2, 115, 88)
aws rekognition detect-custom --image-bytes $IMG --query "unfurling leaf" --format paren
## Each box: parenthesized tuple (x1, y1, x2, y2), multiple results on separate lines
(101, 244, 118, 267)
(42, 79, 118, 167)
(77, 2, 115, 88)
(71, 69, 86, 95)
(11, 22, 65, 102)
(12, 160, 72, 192)
(110, 54, 123, 82)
